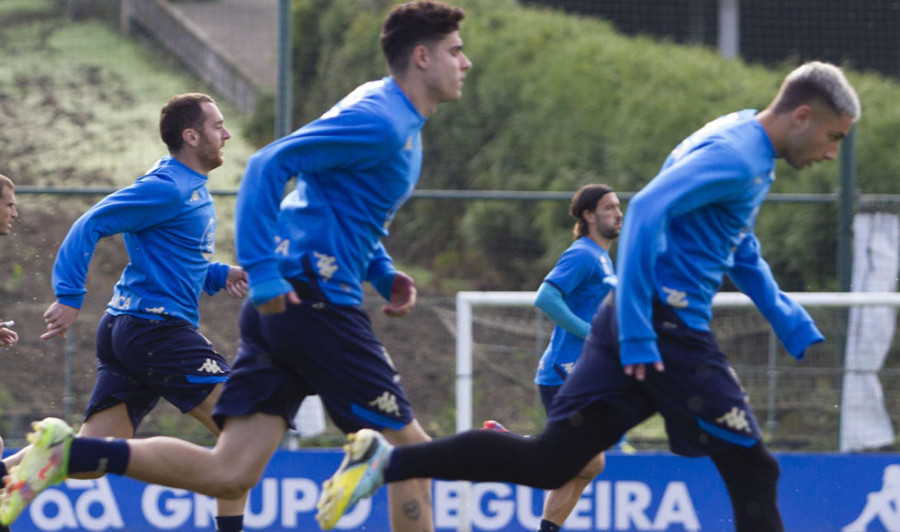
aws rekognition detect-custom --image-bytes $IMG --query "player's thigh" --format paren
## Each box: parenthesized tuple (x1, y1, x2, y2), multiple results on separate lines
(80, 402, 135, 438)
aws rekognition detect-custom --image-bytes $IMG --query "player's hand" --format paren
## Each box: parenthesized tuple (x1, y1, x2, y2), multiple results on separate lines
(623, 361, 665, 381)
(382, 271, 416, 318)
(0, 326, 17, 346)
(225, 266, 249, 299)
(41, 301, 80, 340)
(256, 291, 301, 315)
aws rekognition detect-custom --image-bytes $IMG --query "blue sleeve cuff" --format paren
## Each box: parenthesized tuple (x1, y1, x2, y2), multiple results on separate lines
(56, 294, 85, 310)
(249, 278, 294, 307)
(619, 337, 662, 366)
(782, 322, 825, 361)
(204, 262, 230, 295)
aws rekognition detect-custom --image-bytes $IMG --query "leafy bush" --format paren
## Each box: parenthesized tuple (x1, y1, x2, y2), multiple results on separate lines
(279, 0, 900, 293)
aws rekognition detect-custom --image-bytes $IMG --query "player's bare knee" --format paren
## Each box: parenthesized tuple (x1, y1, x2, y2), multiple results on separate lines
(213, 468, 260, 499)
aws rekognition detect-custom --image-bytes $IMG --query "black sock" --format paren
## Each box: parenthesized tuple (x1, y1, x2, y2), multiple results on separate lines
(0, 460, 7, 478)
(67, 437, 129, 476)
(216, 515, 243, 532)
(539, 518, 561, 532)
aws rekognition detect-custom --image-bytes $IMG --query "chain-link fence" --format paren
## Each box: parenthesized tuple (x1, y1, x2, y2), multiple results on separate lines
(518, 0, 900, 76)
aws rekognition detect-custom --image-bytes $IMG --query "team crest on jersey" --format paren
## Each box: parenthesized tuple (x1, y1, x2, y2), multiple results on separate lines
(403, 136, 414, 150)
(314, 251, 338, 281)
(190, 190, 201, 202)
(662, 286, 689, 308)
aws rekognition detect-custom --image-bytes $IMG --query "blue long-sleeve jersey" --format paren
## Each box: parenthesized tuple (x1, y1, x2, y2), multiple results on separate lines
(52, 156, 230, 327)
(236, 77, 425, 306)
(616, 109, 824, 366)
(535, 237, 616, 386)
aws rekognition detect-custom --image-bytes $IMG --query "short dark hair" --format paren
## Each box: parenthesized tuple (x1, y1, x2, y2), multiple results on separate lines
(380, 1, 465, 73)
(570, 184, 614, 239)
(0, 174, 14, 198)
(159, 93, 215, 152)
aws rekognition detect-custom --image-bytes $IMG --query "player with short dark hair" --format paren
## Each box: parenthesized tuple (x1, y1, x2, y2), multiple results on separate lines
(313, 61, 861, 532)
(0, 4, 472, 532)
(1, 93, 250, 532)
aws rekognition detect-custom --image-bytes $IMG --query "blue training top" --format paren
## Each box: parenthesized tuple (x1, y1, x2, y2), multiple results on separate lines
(236, 77, 426, 306)
(616, 109, 824, 366)
(52, 155, 230, 327)
(535, 237, 615, 386)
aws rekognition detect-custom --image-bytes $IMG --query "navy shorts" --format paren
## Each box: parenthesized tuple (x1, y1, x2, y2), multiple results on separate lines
(549, 299, 763, 457)
(86, 313, 230, 430)
(212, 282, 414, 434)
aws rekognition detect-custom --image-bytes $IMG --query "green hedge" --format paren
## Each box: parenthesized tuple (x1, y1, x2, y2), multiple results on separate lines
(258, 0, 900, 293)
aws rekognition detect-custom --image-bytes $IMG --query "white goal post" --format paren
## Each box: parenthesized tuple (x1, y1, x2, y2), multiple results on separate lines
(454, 290, 900, 434)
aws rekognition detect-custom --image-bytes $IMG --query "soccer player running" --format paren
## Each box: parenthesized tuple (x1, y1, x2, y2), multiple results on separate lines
(1, 94, 250, 532)
(0, 3, 472, 531)
(532, 184, 621, 532)
(0, 173, 18, 532)
(312, 61, 861, 532)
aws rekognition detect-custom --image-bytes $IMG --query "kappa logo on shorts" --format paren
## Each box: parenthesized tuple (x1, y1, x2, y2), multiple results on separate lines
(715, 407, 751, 433)
(197, 358, 225, 374)
(368, 392, 400, 416)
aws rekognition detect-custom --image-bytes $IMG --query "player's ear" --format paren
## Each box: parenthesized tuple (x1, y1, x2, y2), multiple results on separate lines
(411, 43, 430, 70)
(791, 104, 813, 127)
(182, 127, 200, 148)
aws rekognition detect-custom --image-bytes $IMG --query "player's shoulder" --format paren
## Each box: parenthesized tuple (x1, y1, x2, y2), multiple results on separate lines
(133, 157, 197, 201)
(324, 78, 423, 145)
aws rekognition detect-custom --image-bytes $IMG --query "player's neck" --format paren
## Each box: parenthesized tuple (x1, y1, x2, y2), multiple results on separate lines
(172, 152, 211, 177)
(393, 75, 438, 117)
(587, 232, 612, 251)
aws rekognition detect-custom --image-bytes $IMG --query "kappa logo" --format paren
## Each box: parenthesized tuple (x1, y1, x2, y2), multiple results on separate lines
(842, 464, 900, 532)
(715, 407, 751, 433)
(368, 392, 400, 416)
(662, 286, 689, 308)
(314, 251, 338, 281)
(197, 358, 225, 374)
(560, 362, 576, 375)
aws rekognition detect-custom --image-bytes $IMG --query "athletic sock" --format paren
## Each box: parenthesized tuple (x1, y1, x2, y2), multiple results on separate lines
(215, 515, 244, 532)
(539, 519, 561, 532)
(0, 459, 7, 479)
(67, 437, 129, 476)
